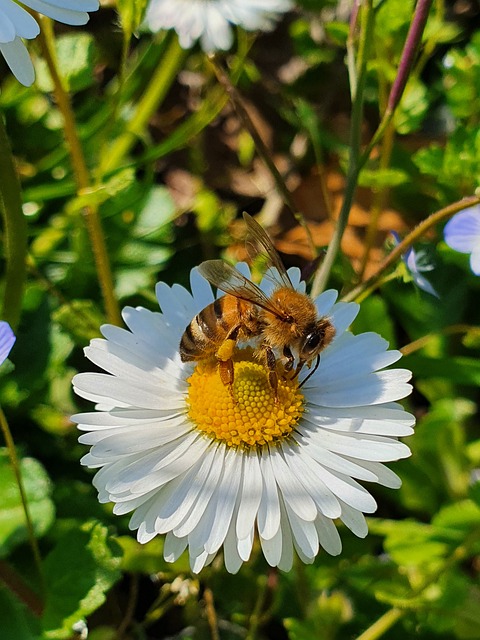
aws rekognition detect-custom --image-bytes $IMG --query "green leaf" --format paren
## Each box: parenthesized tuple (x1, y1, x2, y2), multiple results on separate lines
(454, 586, 480, 639)
(116, 536, 167, 574)
(132, 186, 176, 240)
(117, 0, 148, 34)
(358, 167, 410, 188)
(372, 520, 452, 566)
(36, 34, 97, 93)
(41, 521, 122, 639)
(0, 450, 55, 557)
(402, 354, 480, 386)
(394, 80, 429, 134)
(52, 300, 104, 346)
(0, 584, 40, 639)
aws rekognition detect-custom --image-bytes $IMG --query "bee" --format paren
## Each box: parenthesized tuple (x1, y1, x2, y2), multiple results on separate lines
(180, 213, 336, 398)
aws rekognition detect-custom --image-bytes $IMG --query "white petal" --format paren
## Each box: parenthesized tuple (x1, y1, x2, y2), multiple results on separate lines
(257, 449, 281, 540)
(0, 37, 34, 86)
(315, 514, 342, 555)
(236, 452, 263, 540)
(339, 500, 368, 538)
(269, 448, 317, 521)
(163, 531, 188, 562)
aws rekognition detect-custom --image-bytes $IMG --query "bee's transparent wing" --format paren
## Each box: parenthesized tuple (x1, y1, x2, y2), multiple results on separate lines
(198, 260, 285, 316)
(243, 212, 294, 290)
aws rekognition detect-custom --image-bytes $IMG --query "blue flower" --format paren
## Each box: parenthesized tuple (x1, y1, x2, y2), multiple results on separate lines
(391, 232, 439, 298)
(0, 321, 15, 365)
(444, 206, 480, 276)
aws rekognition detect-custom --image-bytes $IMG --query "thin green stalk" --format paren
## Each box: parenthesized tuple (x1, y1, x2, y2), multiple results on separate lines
(355, 530, 479, 640)
(37, 18, 121, 326)
(343, 195, 480, 302)
(0, 408, 44, 591)
(400, 324, 480, 356)
(311, 0, 375, 297)
(0, 114, 27, 330)
(208, 57, 316, 257)
(99, 33, 186, 175)
(355, 608, 404, 640)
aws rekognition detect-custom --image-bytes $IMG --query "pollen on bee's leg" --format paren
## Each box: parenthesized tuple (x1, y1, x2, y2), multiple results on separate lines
(186, 349, 304, 449)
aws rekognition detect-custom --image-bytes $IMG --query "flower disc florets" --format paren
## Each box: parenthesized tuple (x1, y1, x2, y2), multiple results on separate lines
(187, 349, 304, 448)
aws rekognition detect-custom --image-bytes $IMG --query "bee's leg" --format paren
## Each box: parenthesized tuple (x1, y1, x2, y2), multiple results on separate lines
(283, 346, 294, 376)
(216, 326, 241, 398)
(262, 345, 279, 403)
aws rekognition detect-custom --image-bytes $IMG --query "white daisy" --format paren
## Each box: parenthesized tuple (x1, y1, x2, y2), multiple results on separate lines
(73, 265, 414, 574)
(144, 0, 293, 52)
(0, 0, 99, 86)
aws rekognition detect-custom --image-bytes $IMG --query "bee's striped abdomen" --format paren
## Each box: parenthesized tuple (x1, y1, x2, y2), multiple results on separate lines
(179, 296, 239, 362)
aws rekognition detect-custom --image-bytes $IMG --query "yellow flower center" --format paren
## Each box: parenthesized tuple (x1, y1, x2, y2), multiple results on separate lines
(186, 349, 304, 449)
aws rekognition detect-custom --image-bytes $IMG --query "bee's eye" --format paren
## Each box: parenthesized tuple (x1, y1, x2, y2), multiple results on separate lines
(303, 331, 321, 354)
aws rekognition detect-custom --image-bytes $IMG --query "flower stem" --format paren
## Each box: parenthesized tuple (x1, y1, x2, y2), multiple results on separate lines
(0, 408, 44, 591)
(355, 608, 404, 640)
(400, 323, 480, 356)
(0, 114, 27, 330)
(208, 56, 316, 257)
(36, 18, 121, 326)
(204, 587, 220, 640)
(342, 194, 480, 302)
(99, 33, 186, 175)
(355, 0, 434, 175)
(311, 0, 375, 297)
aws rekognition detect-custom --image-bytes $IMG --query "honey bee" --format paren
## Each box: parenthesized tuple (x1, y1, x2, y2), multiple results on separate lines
(180, 213, 336, 398)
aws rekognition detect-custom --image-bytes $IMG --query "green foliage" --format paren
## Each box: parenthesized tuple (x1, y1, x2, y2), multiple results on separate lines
(0, 450, 54, 557)
(41, 522, 122, 639)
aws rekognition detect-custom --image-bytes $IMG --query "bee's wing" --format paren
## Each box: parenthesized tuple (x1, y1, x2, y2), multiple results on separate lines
(243, 212, 294, 289)
(198, 260, 286, 316)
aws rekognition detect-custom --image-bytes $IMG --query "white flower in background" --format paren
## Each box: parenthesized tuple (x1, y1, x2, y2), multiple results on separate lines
(0, 0, 99, 87)
(0, 320, 15, 364)
(145, 0, 293, 52)
(73, 266, 414, 574)
(444, 206, 480, 276)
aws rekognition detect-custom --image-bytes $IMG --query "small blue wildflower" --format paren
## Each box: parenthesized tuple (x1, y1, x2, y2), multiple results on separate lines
(391, 232, 439, 297)
(444, 206, 480, 276)
(0, 321, 15, 365)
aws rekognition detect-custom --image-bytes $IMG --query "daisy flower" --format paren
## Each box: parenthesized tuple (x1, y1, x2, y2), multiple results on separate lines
(391, 232, 439, 297)
(0, 0, 99, 86)
(0, 321, 15, 364)
(73, 266, 414, 574)
(444, 206, 480, 276)
(144, 0, 293, 52)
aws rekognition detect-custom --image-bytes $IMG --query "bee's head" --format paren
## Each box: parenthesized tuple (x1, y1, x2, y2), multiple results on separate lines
(298, 319, 335, 363)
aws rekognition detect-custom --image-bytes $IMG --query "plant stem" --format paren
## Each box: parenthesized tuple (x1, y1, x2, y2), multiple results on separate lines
(0, 408, 44, 591)
(355, 608, 404, 640)
(0, 114, 27, 330)
(36, 18, 121, 326)
(311, 0, 375, 297)
(208, 57, 316, 257)
(204, 587, 220, 640)
(357, 117, 396, 280)
(99, 33, 186, 175)
(354, 530, 479, 640)
(400, 324, 480, 356)
(342, 194, 480, 302)
(356, 0, 434, 175)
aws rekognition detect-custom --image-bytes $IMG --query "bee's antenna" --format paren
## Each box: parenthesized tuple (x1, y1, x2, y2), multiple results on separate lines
(299, 355, 320, 388)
